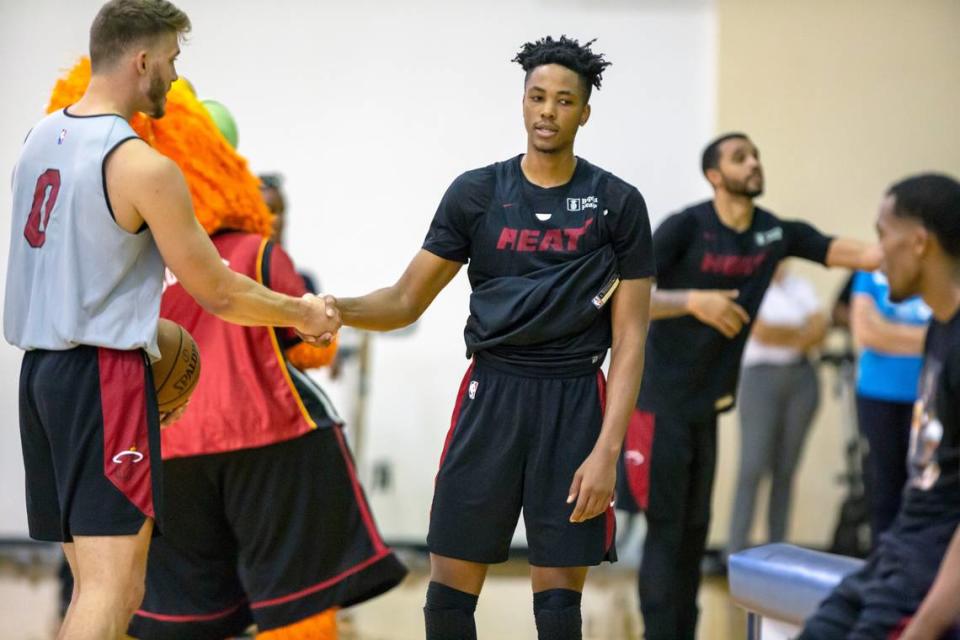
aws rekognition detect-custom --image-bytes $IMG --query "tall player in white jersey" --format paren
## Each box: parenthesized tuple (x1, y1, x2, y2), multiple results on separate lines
(3, 2, 339, 639)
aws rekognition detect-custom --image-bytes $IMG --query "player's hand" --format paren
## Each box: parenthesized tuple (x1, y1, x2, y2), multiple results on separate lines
(297, 293, 340, 344)
(159, 402, 189, 429)
(687, 289, 750, 338)
(567, 448, 617, 524)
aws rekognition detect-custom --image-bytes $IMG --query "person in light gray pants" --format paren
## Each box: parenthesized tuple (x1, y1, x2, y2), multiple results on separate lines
(728, 263, 827, 555)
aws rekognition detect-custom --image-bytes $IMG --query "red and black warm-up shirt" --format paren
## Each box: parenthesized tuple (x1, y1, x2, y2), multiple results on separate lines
(637, 200, 833, 419)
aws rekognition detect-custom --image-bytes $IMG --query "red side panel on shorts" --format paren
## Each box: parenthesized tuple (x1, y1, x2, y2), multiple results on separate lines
(623, 408, 655, 511)
(99, 348, 155, 518)
(436, 361, 476, 473)
(597, 371, 616, 552)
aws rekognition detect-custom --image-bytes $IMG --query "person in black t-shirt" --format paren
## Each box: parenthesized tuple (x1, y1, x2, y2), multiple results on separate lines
(801, 174, 960, 640)
(617, 132, 882, 640)
(327, 37, 654, 640)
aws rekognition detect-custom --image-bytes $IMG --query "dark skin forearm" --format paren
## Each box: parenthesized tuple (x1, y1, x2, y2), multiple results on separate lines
(337, 286, 420, 331)
(336, 250, 462, 331)
(597, 281, 652, 454)
(901, 525, 960, 639)
(568, 278, 652, 523)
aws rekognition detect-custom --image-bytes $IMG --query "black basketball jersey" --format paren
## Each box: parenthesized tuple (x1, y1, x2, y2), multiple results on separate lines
(423, 155, 654, 374)
(638, 200, 833, 418)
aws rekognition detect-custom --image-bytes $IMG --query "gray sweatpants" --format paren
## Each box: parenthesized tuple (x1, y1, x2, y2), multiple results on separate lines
(728, 360, 820, 554)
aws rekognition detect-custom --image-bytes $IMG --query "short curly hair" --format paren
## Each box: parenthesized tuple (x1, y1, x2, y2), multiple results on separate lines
(512, 35, 611, 102)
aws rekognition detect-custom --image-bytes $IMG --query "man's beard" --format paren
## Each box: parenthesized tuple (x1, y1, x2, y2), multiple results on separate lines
(146, 71, 167, 118)
(723, 174, 763, 199)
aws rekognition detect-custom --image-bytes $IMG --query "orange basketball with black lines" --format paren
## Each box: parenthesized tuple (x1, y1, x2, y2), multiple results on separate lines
(152, 319, 201, 413)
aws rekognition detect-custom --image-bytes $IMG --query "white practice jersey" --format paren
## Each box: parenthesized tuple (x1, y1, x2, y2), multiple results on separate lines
(4, 109, 163, 359)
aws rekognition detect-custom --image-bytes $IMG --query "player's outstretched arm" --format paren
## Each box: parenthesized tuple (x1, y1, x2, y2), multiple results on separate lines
(825, 237, 883, 271)
(333, 250, 463, 331)
(108, 142, 339, 339)
(568, 277, 652, 523)
(900, 524, 960, 640)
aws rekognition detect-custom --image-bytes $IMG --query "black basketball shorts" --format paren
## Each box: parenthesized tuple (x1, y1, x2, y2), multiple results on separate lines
(19, 346, 162, 542)
(427, 358, 617, 567)
(128, 427, 407, 639)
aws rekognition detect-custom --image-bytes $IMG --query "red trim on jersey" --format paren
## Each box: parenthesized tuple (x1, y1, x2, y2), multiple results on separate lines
(437, 362, 476, 474)
(624, 409, 655, 510)
(331, 425, 388, 554)
(99, 348, 154, 518)
(135, 601, 247, 623)
(596, 371, 615, 552)
(250, 549, 393, 609)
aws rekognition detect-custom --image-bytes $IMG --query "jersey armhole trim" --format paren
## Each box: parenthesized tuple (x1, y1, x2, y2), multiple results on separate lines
(260, 240, 275, 289)
(255, 238, 318, 430)
(101, 136, 145, 234)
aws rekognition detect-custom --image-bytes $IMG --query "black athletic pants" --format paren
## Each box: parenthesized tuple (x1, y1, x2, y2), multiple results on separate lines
(856, 395, 913, 544)
(626, 410, 718, 640)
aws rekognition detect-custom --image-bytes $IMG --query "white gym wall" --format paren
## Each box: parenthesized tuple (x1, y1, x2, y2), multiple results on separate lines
(0, 0, 715, 539)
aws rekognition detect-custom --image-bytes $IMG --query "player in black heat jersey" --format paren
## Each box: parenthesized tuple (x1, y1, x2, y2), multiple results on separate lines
(618, 133, 883, 640)
(332, 37, 654, 640)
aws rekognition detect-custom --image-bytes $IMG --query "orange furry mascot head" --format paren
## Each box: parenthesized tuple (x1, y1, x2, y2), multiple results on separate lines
(47, 58, 334, 369)
(47, 58, 272, 237)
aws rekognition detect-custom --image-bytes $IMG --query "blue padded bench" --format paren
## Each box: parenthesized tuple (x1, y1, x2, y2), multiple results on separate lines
(728, 543, 864, 639)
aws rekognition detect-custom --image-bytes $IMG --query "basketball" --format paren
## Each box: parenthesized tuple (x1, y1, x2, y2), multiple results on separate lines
(152, 319, 201, 414)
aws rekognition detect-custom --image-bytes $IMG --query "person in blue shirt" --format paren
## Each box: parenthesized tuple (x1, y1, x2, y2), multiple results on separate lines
(851, 269, 931, 543)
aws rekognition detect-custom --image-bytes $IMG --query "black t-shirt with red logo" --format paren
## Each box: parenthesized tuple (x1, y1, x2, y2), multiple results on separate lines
(422, 155, 654, 374)
(638, 200, 833, 418)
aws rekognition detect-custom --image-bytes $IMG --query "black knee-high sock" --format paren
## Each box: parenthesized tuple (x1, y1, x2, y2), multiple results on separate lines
(423, 581, 478, 640)
(533, 588, 582, 640)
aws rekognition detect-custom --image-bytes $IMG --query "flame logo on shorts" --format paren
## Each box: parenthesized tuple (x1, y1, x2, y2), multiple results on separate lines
(112, 447, 145, 464)
(624, 450, 645, 466)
